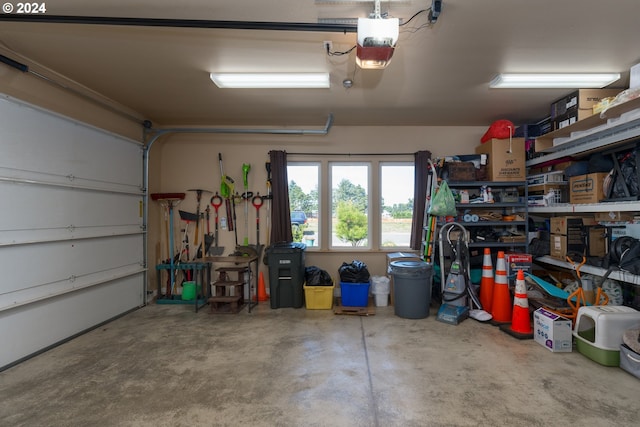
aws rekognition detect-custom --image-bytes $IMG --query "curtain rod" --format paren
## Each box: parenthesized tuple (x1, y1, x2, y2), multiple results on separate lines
(284, 152, 416, 156)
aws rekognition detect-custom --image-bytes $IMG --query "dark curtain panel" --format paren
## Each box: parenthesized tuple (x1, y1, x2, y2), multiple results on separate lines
(410, 150, 432, 250)
(269, 150, 293, 244)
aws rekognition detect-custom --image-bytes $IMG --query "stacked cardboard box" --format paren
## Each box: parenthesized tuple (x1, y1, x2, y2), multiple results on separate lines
(569, 172, 608, 204)
(549, 216, 596, 260)
(550, 89, 621, 131)
(475, 138, 526, 181)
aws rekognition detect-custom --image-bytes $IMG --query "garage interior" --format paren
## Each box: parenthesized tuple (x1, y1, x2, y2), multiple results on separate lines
(1, 1, 640, 425)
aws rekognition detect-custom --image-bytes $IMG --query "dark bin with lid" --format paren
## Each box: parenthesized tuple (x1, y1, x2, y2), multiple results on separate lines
(389, 260, 432, 319)
(265, 242, 306, 309)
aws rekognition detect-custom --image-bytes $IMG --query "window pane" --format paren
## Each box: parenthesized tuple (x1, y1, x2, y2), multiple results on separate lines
(287, 163, 319, 247)
(330, 163, 369, 248)
(381, 163, 414, 248)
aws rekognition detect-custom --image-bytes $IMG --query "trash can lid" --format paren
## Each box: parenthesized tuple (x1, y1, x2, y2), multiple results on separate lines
(389, 260, 430, 273)
(266, 242, 306, 253)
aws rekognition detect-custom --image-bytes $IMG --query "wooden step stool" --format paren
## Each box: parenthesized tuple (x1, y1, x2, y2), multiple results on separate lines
(208, 267, 249, 314)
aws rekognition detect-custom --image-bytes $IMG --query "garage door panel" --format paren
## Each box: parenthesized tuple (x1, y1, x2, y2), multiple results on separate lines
(0, 274, 143, 369)
(0, 180, 143, 245)
(0, 94, 145, 371)
(1, 234, 143, 300)
(0, 96, 141, 188)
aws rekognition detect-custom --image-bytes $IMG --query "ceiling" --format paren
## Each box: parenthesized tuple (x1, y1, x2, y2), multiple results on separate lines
(1, 0, 639, 128)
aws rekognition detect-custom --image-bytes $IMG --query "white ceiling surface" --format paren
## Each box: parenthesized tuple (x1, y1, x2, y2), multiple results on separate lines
(1, 0, 639, 127)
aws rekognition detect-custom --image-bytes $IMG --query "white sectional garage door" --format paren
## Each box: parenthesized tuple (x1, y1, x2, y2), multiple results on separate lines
(0, 94, 145, 370)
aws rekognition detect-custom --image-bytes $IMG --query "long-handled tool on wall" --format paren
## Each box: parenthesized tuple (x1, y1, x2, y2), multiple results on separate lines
(210, 193, 225, 255)
(219, 153, 235, 233)
(178, 209, 198, 286)
(150, 193, 185, 298)
(232, 191, 240, 247)
(252, 193, 264, 245)
(265, 162, 272, 245)
(189, 188, 212, 259)
(242, 163, 252, 246)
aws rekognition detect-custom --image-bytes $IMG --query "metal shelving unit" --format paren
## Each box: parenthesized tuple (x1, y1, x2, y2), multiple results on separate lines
(529, 200, 640, 214)
(527, 97, 640, 168)
(448, 180, 529, 251)
(529, 98, 640, 288)
(535, 255, 640, 286)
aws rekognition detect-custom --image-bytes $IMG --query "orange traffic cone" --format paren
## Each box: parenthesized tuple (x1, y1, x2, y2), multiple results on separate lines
(254, 271, 269, 302)
(479, 248, 494, 313)
(500, 269, 534, 339)
(490, 251, 512, 324)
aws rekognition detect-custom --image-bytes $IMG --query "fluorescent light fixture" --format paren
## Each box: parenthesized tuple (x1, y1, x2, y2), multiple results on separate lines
(489, 73, 621, 89)
(210, 73, 330, 89)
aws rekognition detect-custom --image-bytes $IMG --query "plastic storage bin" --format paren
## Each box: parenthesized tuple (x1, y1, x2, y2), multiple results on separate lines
(574, 306, 640, 366)
(371, 276, 391, 307)
(265, 242, 306, 309)
(390, 260, 432, 319)
(620, 343, 640, 379)
(304, 283, 335, 309)
(340, 282, 370, 307)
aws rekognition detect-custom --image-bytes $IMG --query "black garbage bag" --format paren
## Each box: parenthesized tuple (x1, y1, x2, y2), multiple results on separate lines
(338, 260, 370, 283)
(304, 266, 333, 286)
(612, 151, 639, 199)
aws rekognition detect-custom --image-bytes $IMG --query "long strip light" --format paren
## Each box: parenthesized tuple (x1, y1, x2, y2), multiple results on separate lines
(489, 73, 621, 89)
(210, 72, 330, 88)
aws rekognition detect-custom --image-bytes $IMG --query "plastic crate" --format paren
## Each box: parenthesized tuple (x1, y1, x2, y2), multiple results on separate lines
(340, 282, 370, 307)
(304, 283, 335, 309)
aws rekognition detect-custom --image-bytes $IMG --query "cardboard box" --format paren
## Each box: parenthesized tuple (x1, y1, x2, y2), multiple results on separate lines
(569, 173, 608, 204)
(505, 253, 532, 284)
(475, 138, 526, 181)
(549, 216, 595, 258)
(550, 234, 567, 260)
(550, 89, 621, 119)
(549, 215, 596, 235)
(534, 308, 573, 352)
(587, 226, 607, 258)
(594, 211, 638, 223)
(552, 109, 593, 131)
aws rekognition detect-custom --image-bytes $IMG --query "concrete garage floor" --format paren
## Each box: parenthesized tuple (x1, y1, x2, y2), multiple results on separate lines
(1, 302, 639, 427)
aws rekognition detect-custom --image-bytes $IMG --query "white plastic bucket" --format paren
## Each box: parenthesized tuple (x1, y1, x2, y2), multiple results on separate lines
(371, 276, 390, 307)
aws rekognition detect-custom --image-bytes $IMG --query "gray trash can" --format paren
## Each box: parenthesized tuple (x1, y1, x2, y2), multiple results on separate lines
(389, 260, 432, 319)
(265, 242, 306, 309)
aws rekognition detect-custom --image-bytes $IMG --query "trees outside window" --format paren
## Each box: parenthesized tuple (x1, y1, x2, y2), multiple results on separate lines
(330, 163, 369, 248)
(380, 163, 414, 247)
(287, 163, 319, 247)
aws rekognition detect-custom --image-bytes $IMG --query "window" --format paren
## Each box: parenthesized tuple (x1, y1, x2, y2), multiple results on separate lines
(380, 163, 414, 248)
(287, 159, 414, 251)
(330, 163, 370, 248)
(287, 163, 319, 247)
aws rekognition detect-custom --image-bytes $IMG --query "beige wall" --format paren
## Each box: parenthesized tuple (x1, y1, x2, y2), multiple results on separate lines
(150, 125, 486, 283)
(1, 57, 487, 294)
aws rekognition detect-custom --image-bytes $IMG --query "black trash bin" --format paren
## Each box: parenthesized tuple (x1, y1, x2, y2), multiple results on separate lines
(389, 260, 432, 319)
(265, 242, 306, 308)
